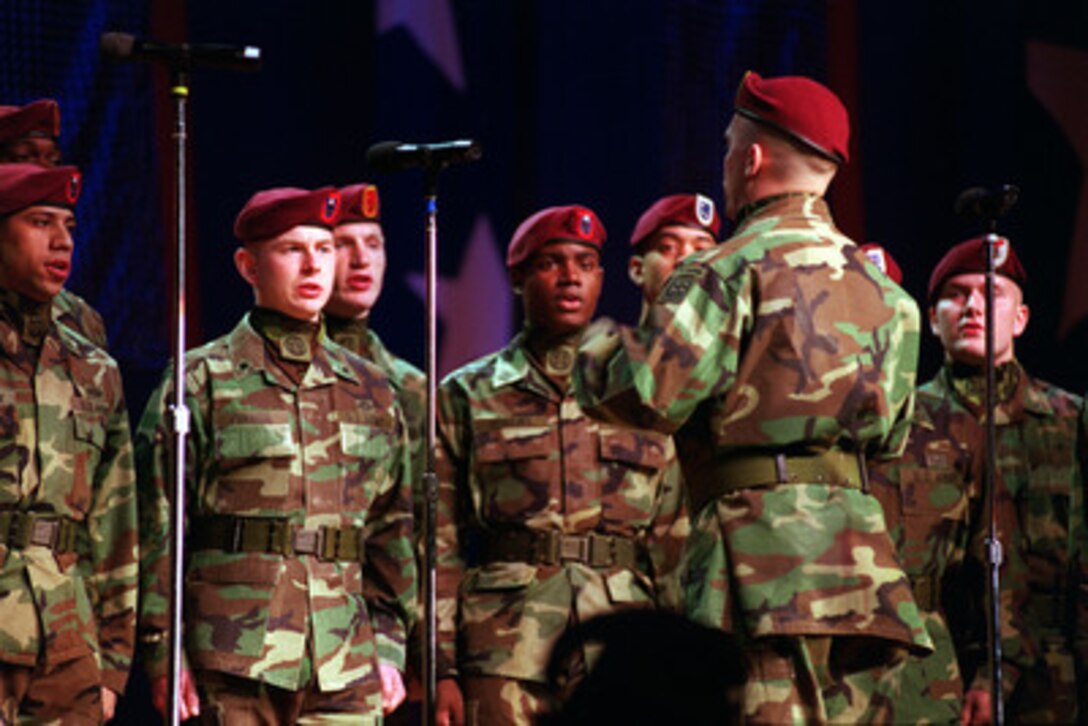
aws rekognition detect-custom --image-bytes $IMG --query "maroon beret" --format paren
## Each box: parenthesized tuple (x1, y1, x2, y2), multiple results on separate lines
(860, 243, 903, 285)
(630, 194, 721, 250)
(734, 71, 850, 164)
(927, 236, 1027, 302)
(338, 183, 381, 224)
(507, 205, 606, 268)
(0, 99, 60, 146)
(0, 163, 81, 215)
(234, 186, 341, 243)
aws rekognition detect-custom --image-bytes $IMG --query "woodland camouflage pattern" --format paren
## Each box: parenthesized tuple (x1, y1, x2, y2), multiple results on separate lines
(928, 362, 1088, 723)
(53, 288, 108, 350)
(435, 332, 687, 684)
(327, 317, 426, 502)
(0, 287, 138, 694)
(136, 312, 416, 701)
(575, 193, 932, 720)
(862, 376, 978, 723)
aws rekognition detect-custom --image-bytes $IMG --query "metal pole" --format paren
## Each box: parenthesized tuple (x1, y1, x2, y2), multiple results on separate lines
(166, 68, 191, 726)
(421, 168, 439, 726)
(983, 230, 1005, 726)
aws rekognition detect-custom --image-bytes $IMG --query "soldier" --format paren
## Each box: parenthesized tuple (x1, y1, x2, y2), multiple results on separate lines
(433, 205, 686, 725)
(324, 182, 427, 723)
(0, 98, 109, 348)
(852, 244, 973, 724)
(627, 193, 720, 321)
(920, 237, 1088, 724)
(574, 71, 932, 723)
(0, 163, 137, 722)
(136, 186, 417, 723)
(325, 182, 425, 497)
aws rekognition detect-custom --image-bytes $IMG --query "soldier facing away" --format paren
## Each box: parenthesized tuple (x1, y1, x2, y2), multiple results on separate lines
(921, 237, 1088, 724)
(136, 186, 417, 724)
(573, 71, 933, 723)
(433, 205, 687, 725)
(0, 99, 109, 349)
(0, 163, 138, 722)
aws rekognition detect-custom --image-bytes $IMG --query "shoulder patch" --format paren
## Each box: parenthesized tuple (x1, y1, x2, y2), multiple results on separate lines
(658, 272, 697, 305)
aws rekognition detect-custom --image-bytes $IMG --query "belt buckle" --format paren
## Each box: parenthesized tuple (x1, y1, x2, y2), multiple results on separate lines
(293, 528, 322, 557)
(29, 519, 58, 548)
(559, 535, 588, 563)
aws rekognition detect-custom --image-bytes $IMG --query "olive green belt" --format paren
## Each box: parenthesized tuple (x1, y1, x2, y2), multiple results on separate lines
(481, 529, 639, 569)
(0, 510, 79, 553)
(689, 449, 868, 514)
(191, 515, 364, 562)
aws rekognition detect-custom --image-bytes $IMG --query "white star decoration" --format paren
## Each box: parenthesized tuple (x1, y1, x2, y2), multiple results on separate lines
(377, 0, 466, 91)
(407, 215, 514, 376)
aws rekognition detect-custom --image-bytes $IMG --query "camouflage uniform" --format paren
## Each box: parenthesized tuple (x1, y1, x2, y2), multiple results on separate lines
(436, 329, 687, 724)
(54, 288, 108, 350)
(326, 316, 425, 500)
(923, 361, 1088, 723)
(862, 377, 978, 723)
(0, 287, 138, 721)
(136, 309, 417, 722)
(575, 192, 932, 724)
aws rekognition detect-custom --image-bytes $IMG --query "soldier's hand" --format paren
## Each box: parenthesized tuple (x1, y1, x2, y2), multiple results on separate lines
(100, 687, 117, 722)
(960, 688, 992, 725)
(436, 677, 464, 726)
(379, 663, 407, 714)
(151, 669, 201, 721)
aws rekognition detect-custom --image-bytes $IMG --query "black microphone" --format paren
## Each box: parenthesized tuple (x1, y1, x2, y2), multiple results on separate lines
(954, 184, 1020, 224)
(100, 32, 261, 71)
(367, 140, 482, 173)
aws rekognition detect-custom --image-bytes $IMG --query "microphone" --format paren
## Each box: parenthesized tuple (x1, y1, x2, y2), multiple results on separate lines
(100, 32, 261, 71)
(954, 184, 1020, 224)
(367, 140, 482, 173)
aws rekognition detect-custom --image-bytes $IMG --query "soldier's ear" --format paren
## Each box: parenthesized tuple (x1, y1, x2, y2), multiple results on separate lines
(1013, 302, 1030, 337)
(234, 246, 259, 286)
(745, 143, 764, 177)
(509, 267, 524, 295)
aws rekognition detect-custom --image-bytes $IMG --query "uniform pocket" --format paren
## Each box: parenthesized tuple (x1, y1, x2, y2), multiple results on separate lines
(212, 414, 295, 506)
(184, 552, 282, 659)
(472, 422, 555, 523)
(597, 426, 671, 528)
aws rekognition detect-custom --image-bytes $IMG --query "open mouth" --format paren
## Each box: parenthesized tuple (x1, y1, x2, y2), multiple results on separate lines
(297, 283, 324, 299)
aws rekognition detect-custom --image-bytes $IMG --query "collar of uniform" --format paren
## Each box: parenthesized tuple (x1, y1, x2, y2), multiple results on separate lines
(0, 286, 52, 348)
(523, 324, 582, 380)
(944, 359, 1026, 418)
(232, 312, 354, 388)
(326, 314, 371, 354)
(250, 306, 321, 363)
(734, 191, 826, 230)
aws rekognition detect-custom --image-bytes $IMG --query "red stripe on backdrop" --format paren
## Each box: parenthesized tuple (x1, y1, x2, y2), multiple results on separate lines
(825, 0, 864, 243)
(151, 0, 203, 347)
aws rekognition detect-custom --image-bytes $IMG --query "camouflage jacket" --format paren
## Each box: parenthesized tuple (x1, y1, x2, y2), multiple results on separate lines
(867, 375, 979, 720)
(0, 288, 137, 693)
(436, 330, 687, 682)
(327, 316, 426, 502)
(575, 193, 932, 652)
(136, 311, 417, 693)
(53, 288, 108, 350)
(924, 362, 1088, 721)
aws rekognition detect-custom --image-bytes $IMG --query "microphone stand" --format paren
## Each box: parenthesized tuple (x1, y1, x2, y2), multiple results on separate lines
(982, 226, 1004, 726)
(421, 164, 439, 726)
(166, 61, 191, 726)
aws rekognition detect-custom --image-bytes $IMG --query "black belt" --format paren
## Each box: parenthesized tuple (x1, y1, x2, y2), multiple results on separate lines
(0, 510, 79, 553)
(191, 515, 363, 562)
(481, 529, 639, 569)
(689, 449, 868, 514)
